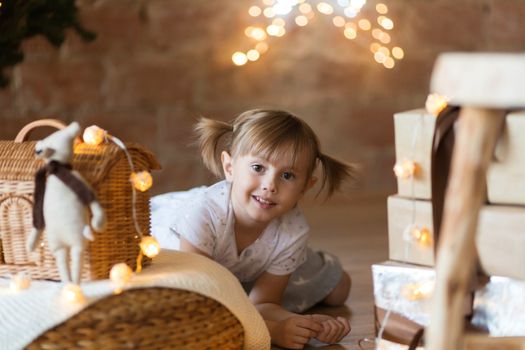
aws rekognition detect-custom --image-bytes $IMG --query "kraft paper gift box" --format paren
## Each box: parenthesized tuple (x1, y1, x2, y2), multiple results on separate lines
(471, 276, 525, 336)
(476, 204, 525, 280)
(487, 110, 525, 205)
(393, 109, 436, 200)
(387, 196, 434, 266)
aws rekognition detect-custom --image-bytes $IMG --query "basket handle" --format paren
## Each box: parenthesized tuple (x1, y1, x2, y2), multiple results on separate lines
(14, 119, 68, 143)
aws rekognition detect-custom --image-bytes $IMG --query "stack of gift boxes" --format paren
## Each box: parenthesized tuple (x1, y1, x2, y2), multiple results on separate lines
(372, 107, 525, 349)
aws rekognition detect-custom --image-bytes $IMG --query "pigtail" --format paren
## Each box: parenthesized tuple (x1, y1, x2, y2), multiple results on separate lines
(194, 117, 233, 178)
(318, 153, 359, 197)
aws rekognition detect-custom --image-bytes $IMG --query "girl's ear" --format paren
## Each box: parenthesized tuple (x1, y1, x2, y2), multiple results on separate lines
(303, 176, 317, 193)
(221, 151, 234, 181)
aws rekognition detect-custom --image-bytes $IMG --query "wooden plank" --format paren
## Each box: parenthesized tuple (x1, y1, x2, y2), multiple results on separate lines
(431, 53, 525, 108)
(427, 108, 505, 350)
(487, 111, 525, 205)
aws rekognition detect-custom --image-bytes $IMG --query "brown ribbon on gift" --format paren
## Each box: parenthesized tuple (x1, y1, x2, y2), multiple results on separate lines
(431, 105, 460, 245)
(375, 306, 424, 350)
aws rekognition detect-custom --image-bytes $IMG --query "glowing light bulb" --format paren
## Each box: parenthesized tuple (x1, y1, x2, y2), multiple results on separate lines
(250, 27, 267, 41)
(266, 24, 281, 36)
(332, 16, 345, 27)
(10, 273, 31, 292)
(343, 28, 357, 39)
(378, 16, 394, 30)
(393, 159, 417, 179)
(358, 19, 371, 30)
(299, 3, 312, 14)
(62, 284, 85, 303)
(272, 18, 286, 27)
(376, 3, 388, 14)
(372, 28, 382, 39)
(370, 43, 381, 53)
(247, 49, 260, 61)
(383, 57, 395, 69)
(425, 93, 449, 116)
(255, 42, 269, 53)
(317, 2, 334, 15)
(350, 0, 366, 9)
(248, 5, 262, 16)
(83, 125, 106, 146)
(392, 47, 405, 59)
(374, 51, 386, 64)
(379, 32, 391, 44)
(110, 263, 133, 293)
(130, 171, 153, 192)
(402, 281, 435, 301)
(263, 7, 276, 18)
(296, 15, 309, 26)
(232, 52, 248, 66)
(140, 236, 160, 258)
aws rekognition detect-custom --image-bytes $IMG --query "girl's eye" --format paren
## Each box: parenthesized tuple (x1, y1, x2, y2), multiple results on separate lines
(282, 172, 295, 180)
(251, 164, 263, 172)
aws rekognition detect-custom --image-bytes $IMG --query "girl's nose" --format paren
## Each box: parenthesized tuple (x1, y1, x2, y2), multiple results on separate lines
(262, 177, 277, 193)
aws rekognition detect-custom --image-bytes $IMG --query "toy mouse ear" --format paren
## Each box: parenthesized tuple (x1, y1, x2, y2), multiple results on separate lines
(67, 122, 81, 137)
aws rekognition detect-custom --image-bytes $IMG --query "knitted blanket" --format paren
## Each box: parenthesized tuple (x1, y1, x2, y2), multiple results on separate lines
(0, 250, 270, 350)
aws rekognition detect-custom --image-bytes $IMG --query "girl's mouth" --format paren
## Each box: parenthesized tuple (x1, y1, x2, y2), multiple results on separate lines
(253, 195, 276, 208)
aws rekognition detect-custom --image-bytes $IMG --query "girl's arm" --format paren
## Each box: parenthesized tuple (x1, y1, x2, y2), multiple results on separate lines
(250, 271, 323, 349)
(251, 271, 350, 348)
(179, 236, 212, 259)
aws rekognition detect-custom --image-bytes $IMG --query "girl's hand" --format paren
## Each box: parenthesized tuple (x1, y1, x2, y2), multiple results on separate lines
(272, 315, 323, 349)
(310, 314, 351, 344)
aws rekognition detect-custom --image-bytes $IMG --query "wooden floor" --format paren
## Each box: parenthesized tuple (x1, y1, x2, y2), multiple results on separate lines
(272, 192, 389, 350)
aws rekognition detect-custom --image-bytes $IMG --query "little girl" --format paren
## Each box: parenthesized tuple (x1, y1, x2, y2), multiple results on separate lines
(155, 109, 356, 349)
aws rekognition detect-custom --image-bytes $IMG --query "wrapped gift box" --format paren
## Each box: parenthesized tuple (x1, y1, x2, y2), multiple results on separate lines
(373, 261, 472, 326)
(487, 110, 525, 205)
(387, 196, 435, 266)
(393, 109, 435, 200)
(471, 276, 525, 336)
(376, 338, 424, 350)
(373, 261, 436, 327)
(476, 205, 525, 280)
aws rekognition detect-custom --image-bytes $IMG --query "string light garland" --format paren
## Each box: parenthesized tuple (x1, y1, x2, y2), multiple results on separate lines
(9, 273, 31, 292)
(130, 171, 153, 192)
(233, 0, 404, 69)
(401, 280, 435, 301)
(82, 125, 159, 273)
(61, 283, 85, 303)
(425, 93, 448, 116)
(110, 263, 133, 294)
(403, 224, 433, 247)
(393, 158, 417, 179)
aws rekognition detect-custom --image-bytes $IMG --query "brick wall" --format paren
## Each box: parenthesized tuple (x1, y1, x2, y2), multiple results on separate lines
(1, 0, 524, 196)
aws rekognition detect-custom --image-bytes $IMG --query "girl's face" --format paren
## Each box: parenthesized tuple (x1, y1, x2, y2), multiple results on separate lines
(221, 148, 316, 231)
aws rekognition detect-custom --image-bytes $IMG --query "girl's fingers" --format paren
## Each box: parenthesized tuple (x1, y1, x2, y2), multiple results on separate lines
(296, 316, 323, 335)
(337, 316, 351, 338)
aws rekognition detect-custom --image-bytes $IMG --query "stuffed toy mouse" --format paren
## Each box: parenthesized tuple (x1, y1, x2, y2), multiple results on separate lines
(27, 122, 106, 285)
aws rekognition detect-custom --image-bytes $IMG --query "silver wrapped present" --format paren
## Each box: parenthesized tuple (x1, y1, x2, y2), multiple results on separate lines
(372, 261, 435, 326)
(472, 276, 525, 336)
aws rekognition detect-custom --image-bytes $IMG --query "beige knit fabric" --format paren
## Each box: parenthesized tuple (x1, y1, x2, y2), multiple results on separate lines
(0, 250, 271, 350)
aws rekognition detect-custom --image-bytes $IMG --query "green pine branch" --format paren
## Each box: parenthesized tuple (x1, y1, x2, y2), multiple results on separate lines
(0, 0, 96, 87)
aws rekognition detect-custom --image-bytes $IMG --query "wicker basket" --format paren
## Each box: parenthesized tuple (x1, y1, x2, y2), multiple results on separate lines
(26, 288, 244, 350)
(0, 119, 161, 281)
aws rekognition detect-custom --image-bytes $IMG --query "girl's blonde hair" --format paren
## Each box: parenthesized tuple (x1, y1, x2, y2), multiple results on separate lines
(194, 109, 357, 197)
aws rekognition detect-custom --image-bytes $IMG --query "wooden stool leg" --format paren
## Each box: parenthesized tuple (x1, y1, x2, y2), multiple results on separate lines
(427, 107, 505, 350)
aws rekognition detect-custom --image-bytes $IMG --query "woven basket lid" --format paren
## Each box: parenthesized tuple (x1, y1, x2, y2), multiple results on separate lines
(0, 141, 161, 185)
